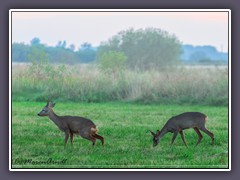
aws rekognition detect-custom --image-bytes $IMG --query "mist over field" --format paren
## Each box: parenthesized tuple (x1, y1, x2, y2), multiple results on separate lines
(12, 63, 228, 106)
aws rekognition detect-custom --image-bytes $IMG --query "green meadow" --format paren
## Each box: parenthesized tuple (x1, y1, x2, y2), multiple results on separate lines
(11, 101, 228, 169)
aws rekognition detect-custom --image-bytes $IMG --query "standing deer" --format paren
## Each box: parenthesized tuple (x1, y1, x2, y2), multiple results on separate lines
(37, 101, 104, 148)
(150, 112, 214, 147)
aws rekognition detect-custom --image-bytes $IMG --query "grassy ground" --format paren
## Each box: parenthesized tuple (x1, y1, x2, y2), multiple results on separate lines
(11, 101, 229, 169)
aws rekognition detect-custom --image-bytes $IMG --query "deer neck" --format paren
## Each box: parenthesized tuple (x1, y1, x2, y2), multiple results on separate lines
(157, 126, 168, 139)
(48, 109, 63, 128)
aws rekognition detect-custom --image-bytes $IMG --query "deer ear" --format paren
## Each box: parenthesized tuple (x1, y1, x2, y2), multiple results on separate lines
(150, 131, 155, 136)
(50, 102, 56, 108)
(48, 102, 56, 108)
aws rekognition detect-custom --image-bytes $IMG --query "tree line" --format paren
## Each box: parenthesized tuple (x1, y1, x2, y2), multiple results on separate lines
(12, 37, 97, 64)
(14, 27, 227, 71)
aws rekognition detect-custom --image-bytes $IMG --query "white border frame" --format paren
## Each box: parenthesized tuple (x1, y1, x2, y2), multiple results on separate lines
(9, 9, 231, 171)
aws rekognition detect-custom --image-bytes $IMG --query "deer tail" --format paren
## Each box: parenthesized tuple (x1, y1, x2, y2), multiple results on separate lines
(90, 126, 98, 135)
(205, 116, 208, 121)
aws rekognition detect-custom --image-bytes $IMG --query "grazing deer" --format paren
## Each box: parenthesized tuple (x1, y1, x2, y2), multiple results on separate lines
(150, 112, 214, 147)
(37, 101, 104, 148)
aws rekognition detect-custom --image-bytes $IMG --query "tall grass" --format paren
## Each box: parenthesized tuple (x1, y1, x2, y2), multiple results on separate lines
(12, 63, 228, 106)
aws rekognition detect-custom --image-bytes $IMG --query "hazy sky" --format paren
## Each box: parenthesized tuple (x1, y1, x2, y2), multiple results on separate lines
(11, 10, 229, 52)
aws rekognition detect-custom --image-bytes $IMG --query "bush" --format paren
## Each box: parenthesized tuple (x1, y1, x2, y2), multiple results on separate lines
(97, 51, 127, 78)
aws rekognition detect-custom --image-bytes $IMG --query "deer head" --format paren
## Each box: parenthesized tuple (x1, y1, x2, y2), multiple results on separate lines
(150, 130, 161, 147)
(37, 101, 56, 116)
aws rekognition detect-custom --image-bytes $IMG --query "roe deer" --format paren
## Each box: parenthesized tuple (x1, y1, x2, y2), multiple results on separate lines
(150, 112, 214, 147)
(37, 101, 104, 148)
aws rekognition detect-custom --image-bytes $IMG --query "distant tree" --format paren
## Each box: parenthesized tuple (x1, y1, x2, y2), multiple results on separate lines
(189, 51, 207, 61)
(27, 44, 51, 78)
(97, 28, 182, 70)
(56, 41, 62, 47)
(77, 42, 97, 63)
(80, 42, 92, 49)
(56, 40, 67, 48)
(45, 46, 79, 64)
(28, 45, 49, 63)
(69, 44, 76, 51)
(98, 51, 127, 78)
(30, 37, 41, 46)
(12, 43, 30, 62)
(12, 40, 80, 64)
(62, 41, 67, 48)
(181, 44, 228, 63)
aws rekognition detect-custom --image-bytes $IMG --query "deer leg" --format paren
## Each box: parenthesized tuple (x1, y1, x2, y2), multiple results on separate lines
(171, 131, 179, 145)
(64, 131, 69, 149)
(70, 133, 74, 147)
(193, 127, 203, 146)
(92, 134, 104, 145)
(179, 130, 187, 147)
(88, 136, 96, 146)
(199, 127, 215, 145)
(81, 134, 96, 146)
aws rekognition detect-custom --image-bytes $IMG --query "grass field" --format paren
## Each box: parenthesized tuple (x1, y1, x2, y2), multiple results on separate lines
(11, 101, 229, 169)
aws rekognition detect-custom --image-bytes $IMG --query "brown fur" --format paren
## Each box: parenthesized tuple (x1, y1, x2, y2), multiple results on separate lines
(205, 116, 208, 121)
(38, 101, 104, 148)
(90, 126, 98, 134)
